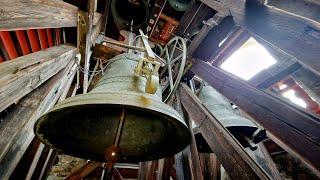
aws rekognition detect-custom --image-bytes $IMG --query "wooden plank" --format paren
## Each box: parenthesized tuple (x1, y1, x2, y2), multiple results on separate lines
(0, 60, 77, 179)
(191, 60, 320, 176)
(77, 0, 97, 93)
(199, 153, 220, 180)
(201, 0, 320, 76)
(193, 15, 235, 60)
(187, 12, 230, 56)
(8, 138, 41, 179)
(65, 161, 101, 180)
(209, 27, 250, 65)
(292, 67, 320, 105)
(179, 83, 270, 180)
(0, 45, 77, 112)
(0, 1, 101, 31)
(175, 92, 203, 180)
(0, 0, 78, 30)
(267, 0, 320, 22)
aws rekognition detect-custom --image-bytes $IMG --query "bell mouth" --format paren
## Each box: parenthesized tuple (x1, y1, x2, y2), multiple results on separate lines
(34, 92, 190, 163)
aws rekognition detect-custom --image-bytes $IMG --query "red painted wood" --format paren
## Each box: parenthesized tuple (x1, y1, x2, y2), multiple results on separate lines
(26, 29, 41, 52)
(46, 29, 54, 47)
(37, 29, 48, 49)
(0, 31, 18, 60)
(54, 28, 61, 45)
(15, 30, 31, 55)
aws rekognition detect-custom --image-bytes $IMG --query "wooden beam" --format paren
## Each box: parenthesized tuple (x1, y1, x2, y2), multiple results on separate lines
(199, 153, 220, 180)
(193, 15, 235, 60)
(267, 0, 320, 22)
(210, 27, 250, 65)
(246, 143, 282, 180)
(292, 67, 320, 105)
(191, 60, 320, 176)
(77, 0, 97, 93)
(65, 161, 101, 180)
(187, 12, 231, 56)
(201, 0, 320, 76)
(0, 0, 78, 31)
(0, 0, 101, 31)
(179, 83, 270, 180)
(175, 92, 203, 180)
(0, 45, 77, 112)
(0, 60, 77, 179)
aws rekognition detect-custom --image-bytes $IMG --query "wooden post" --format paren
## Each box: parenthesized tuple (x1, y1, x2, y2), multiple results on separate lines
(77, 0, 97, 93)
(191, 60, 320, 176)
(179, 83, 270, 180)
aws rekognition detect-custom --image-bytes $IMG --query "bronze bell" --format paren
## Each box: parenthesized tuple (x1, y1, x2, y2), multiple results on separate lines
(34, 53, 190, 163)
(198, 84, 266, 150)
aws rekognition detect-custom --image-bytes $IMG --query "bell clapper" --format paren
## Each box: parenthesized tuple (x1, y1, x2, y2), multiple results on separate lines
(102, 108, 126, 180)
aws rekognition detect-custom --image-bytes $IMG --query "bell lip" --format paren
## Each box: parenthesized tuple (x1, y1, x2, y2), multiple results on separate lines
(47, 91, 187, 127)
(34, 92, 191, 162)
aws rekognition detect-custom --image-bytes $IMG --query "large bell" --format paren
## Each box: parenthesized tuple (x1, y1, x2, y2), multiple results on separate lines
(198, 84, 266, 149)
(34, 53, 190, 163)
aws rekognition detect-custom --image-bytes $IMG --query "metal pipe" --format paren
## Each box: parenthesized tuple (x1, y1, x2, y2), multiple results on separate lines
(0, 31, 18, 60)
(15, 30, 31, 55)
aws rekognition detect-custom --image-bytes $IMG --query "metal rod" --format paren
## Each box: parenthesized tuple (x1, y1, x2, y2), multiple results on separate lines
(114, 108, 126, 146)
(103, 40, 146, 52)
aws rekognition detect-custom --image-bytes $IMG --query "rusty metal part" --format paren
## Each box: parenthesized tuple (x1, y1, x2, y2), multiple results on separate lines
(34, 53, 190, 163)
(198, 84, 266, 148)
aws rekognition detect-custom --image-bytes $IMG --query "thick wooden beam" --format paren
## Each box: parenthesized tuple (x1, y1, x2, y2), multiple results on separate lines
(267, 0, 320, 22)
(193, 15, 235, 60)
(77, 0, 97, 93)
(65, 161, 102, 180)
(175, 93, 203, 180)
(292, 67, 320, 105)
(0, 60, 77, 179)
(210, 27, 250, 65)
(0, 45, 77, 112)
(179, 83, 270, 180)
(191, 60, 320, 176)
(188, 12, 231, 56)
(202, 0, 320, 76)
(0, 0, 78, 30)
(0, 1, 101, 31)
(199, 153, 220, 180)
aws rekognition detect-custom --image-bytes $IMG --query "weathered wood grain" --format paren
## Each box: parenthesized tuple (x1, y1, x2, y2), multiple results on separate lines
(0, 60, 77, 179)
(201, 0, 320, 76)
(188, 12, 230, 56)
(0, 0, 78, 30)
(179, 83, 270, 180)
(191, 60, 320, 176)
(0, 45, 77, 112)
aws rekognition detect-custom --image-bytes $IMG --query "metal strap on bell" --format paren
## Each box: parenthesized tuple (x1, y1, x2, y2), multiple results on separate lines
(198, 84, 266, 150)
(34, 53, 190, 163)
